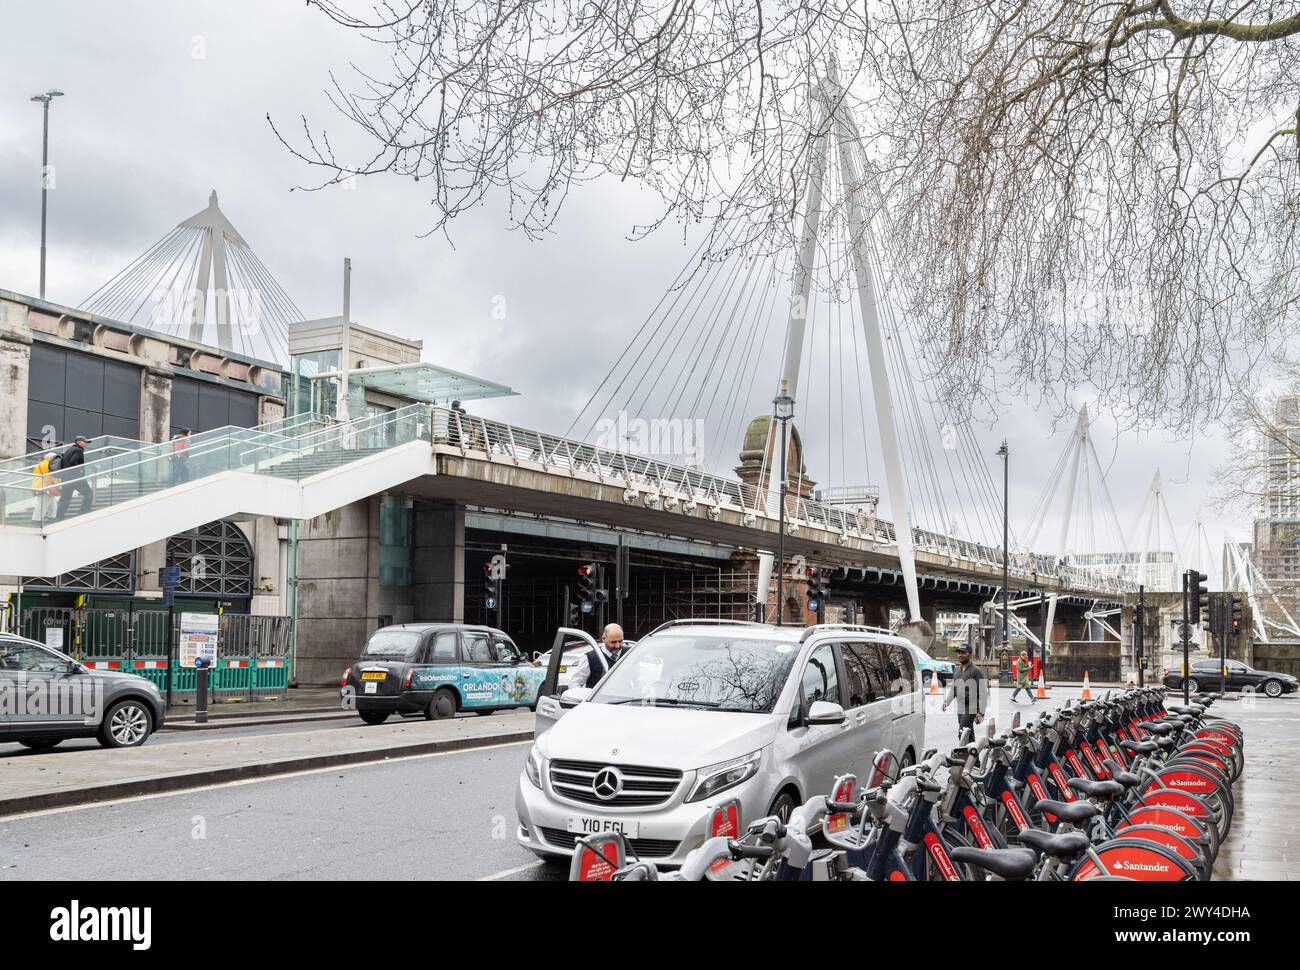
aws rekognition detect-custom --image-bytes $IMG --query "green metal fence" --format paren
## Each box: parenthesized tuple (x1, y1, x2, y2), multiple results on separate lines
(17, 606, 292, 704)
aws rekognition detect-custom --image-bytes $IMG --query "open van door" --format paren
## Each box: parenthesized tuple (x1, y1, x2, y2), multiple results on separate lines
(534, 627, 599, 739)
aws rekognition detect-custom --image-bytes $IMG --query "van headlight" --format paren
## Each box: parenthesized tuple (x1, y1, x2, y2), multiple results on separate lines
(525, 744, 545, 789)
(686, 749, 763, 803)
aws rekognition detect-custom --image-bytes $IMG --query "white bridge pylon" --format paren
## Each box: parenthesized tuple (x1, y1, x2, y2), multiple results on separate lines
(1022, 405, 1128, 568)
(757, 65, 923, 622)
(1224, 539, 1300, 642)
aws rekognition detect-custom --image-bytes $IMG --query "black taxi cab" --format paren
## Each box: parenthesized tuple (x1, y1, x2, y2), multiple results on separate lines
(340, 623, 546, 723)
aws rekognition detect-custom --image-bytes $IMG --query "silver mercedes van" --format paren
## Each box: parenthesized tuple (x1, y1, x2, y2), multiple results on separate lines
(516, 621, 924, 865)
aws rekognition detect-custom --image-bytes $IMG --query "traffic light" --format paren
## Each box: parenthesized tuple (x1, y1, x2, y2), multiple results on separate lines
(1189, 571, 1209, 628)
(804, 566, 829, 616)
(566, 597, 581, 626)
(482, 563, 499, 608)
(577, 564, 597, 608)
(1230, 596, 1244, 637)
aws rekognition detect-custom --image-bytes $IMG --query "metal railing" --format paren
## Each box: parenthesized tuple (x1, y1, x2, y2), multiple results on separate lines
(0, 405, 430, 529)
(433, 406, 1135, 597)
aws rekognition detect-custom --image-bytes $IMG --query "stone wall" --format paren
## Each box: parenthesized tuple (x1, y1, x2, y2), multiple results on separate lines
(1251, 640, 1300, 678)
(294, 497, 465, 685)
(1047, 640, 1121, 683)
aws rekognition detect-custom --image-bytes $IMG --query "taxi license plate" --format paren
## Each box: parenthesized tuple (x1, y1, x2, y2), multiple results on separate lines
(361, 671, 387, 681)
(364, 682, 378, 694)
(567, 816, 639, 838)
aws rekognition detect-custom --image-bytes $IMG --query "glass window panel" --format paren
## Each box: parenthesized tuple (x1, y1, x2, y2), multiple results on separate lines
(197, 383, 231, 432)
(26, 399, 65, 449)
(841, 642, 879, 707)
(62, 407, 103, 440)
(27, 342, 67, 405)
(800, 643, 840, 710)
(428, 632, 458, 662)
(102, 359, 140, 418)
(228, 391, 258, 429)
(102, 413, 140, 440)
(64, 353, 105, 412)
(171, 378, 200, 431)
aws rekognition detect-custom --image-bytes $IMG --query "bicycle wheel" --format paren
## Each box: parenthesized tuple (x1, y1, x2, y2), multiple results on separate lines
(1135, 789, 1221, 861)
(1115, 824, 1210, 880)
(1145, 765, 1233, 836)
(1069, 838, 1198, 881)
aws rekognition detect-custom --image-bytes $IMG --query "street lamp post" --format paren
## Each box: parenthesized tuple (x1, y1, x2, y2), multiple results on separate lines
(773, 381, 796, 624)
(30, 90, 64, 300)
(997, 440, 1009, 651)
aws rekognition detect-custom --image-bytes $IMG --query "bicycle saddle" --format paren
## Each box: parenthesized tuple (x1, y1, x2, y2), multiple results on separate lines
(1119, 739, 1159, 754)
(1067, 777, 1123, 800)
(1136, 722, 1176, 736)
(1019, 828, 1090, 859)
(949, 846, 1037, 880)
(1167, 705, 1204, 716)
(1032, 799, 1099, 824)
(1101, 760, 1140, 787)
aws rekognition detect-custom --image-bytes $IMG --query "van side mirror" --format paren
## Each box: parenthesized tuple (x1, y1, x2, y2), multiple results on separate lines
(560, 686, 593, 708)
(806, 700, 846, 725)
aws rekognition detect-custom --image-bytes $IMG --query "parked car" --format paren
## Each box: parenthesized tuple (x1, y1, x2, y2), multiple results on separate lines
(0, 633, 165, 750)
(902, 642, 955, 686)
(1162, 658, 1297, 697)
(340, 623, 546, 723)
(515, 620, 924, 866)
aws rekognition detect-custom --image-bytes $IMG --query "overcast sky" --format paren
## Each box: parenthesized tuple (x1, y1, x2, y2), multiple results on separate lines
(0, 0, 1258, 578)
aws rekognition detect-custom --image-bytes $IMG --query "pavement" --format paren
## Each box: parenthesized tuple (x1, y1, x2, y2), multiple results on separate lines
(0, 709, 535, 817)
(164, 686, 351, 730)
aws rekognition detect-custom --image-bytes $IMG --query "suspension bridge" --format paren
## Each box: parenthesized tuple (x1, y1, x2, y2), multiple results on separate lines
(2, 78, 1280, 648)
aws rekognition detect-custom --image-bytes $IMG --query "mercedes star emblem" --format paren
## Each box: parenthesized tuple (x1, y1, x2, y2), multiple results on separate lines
(593, 767, 624, 800)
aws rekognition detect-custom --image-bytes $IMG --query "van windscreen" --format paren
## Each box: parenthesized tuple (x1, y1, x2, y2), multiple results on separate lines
(591, 635, 798, 713)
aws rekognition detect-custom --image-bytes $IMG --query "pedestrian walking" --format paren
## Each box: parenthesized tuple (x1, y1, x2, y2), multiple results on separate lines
(31, 451, 61, 523)
(567, 623, 627, 690)
(169, 428, 192, 485)
(941, 644, 988, 739)
(1010, 648, 1036, 703)
(55, 435, 93, 520)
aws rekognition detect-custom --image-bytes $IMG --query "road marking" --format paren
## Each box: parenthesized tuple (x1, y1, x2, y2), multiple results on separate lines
(478, 859, 547, 881)
(0, 739, 532, 822)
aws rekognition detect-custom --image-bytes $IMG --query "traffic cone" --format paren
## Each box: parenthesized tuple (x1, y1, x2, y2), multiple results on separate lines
(928, 669, 939, 695)
(1035, 672, 1048, 699)
(1081, 670, 1092, 700)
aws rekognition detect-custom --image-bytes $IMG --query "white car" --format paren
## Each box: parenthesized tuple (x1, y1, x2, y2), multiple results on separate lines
(515, 620, 924, 866)
(532, 642, 591, 691)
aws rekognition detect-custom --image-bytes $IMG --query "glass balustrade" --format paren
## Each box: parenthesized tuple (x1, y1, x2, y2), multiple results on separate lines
(0, 406, 429, 529)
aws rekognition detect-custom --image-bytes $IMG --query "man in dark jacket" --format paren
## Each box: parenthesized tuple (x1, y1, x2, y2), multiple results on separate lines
(55, 435, 92, 520)
(568, 624, 626, 690)
(942, 645, 988, 739)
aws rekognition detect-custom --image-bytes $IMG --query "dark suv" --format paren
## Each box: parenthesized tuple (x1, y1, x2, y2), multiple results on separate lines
(1163, 657, 1298, 697)
(0, 633, 166, 750)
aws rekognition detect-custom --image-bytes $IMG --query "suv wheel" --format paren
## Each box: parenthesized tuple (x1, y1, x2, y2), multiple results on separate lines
(1262, 679, 1283, 698)
(98, 699, 153, 748)
(1186, 678, 1200, 694)
(19, 739, 61, 751)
